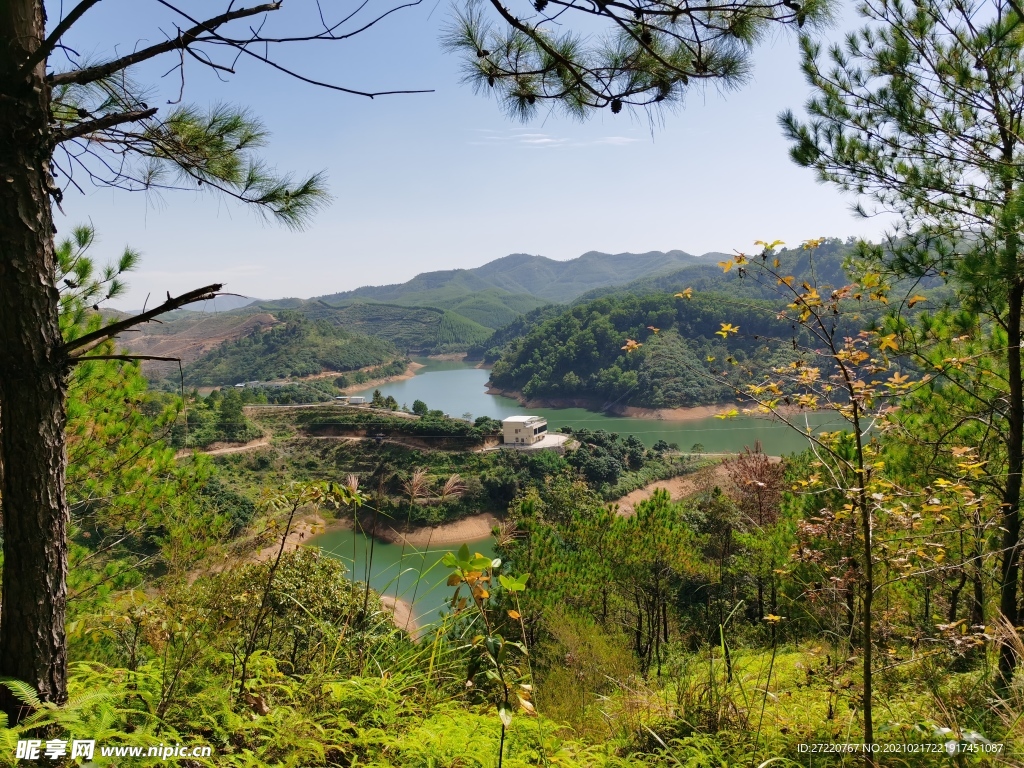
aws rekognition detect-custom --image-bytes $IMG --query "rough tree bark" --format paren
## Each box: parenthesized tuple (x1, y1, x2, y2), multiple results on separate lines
(0, 0, 70, 721)
(998, 274, 1023, 688)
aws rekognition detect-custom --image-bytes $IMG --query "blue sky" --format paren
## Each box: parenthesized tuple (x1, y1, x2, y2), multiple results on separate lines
(53, 0, 888, 308)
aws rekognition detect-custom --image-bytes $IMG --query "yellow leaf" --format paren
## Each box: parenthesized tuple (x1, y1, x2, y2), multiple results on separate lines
(621, 339, 642, 352)
(715, 408, 739, 420)
(878, 334, 899, 352)
(715, 322, 740, 338)
(718, 260, 734, 273)
(778, 276, 795, 286)
(517, 696, 537, 714)
(647, 325, 660, 333)
(674, 287, 693, 300)
(907, 294, 927, 307)
(507, 610, 521, 619)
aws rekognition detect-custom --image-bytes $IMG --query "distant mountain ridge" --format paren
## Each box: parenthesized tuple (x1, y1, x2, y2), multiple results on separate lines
(122, 248, 736, 384)
(316, 250, 722, 306)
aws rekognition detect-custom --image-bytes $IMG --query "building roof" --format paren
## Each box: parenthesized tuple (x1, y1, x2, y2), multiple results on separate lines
(503, 415, 546, 424)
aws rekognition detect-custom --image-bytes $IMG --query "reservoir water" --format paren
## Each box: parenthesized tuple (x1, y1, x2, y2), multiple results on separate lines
(347, 357, 841, 455)
(310, 527, 495, 626)
(312, 358, 838, 623)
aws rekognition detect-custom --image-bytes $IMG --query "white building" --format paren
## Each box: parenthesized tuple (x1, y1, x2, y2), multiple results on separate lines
(502, 415, 548, 445)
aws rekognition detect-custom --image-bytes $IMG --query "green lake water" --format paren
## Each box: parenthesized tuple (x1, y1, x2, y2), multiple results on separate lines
(312, 358, 838, 617)
(348, 357, 841, 454)
(309, 526, 495, 626)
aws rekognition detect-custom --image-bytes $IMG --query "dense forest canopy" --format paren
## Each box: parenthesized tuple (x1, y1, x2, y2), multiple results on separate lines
(488, 291, 808, 407)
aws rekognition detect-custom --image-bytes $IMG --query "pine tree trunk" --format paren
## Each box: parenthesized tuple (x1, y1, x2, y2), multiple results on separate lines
(0, 0, 69, 721)
(998, 277, 1023, 688)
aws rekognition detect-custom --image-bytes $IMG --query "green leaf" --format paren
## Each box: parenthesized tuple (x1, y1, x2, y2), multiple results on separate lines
(457, 544, 470, 562)
(484, 636, 502, 660)
(0, 679, 42, 708)
(470, 555, 493, 570)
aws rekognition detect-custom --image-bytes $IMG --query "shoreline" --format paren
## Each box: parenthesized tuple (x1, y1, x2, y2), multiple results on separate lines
(484, 385, 745, 422)
(336, 361, 424, 393)
(317, 510, 499, 548)
(311, 511, 499, 639)
(380, 595, 420, 637)
(246, 515, 427, 638)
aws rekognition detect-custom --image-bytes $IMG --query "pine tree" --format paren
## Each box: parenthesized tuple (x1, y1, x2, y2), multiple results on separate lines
(781, 0, 1024, 689)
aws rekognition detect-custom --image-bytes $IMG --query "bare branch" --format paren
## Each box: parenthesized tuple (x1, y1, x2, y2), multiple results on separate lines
(62, 283, 223, 357)
(18, 0, 105, 78)
(49, 3, 283, 86)
(69, 354, 182, 364)
(52, 108, 158, 145)
(149, 0, 434, 98)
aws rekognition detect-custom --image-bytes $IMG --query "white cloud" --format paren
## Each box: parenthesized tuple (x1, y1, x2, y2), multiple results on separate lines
(468, 128, 637, 149)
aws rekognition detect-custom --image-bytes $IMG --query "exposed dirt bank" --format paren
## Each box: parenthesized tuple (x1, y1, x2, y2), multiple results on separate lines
(252, 513, 326, 563)
(246, 515, 424, 637)
(336, 361, 424, 392)
(612, 464, 732, 516)
(177, 437, 270, 458)
(380, 595, 420, 637)
(321, 510, 499, 548)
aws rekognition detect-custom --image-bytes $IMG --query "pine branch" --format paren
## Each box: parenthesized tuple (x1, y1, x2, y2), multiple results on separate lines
(52, 108, 158, 145)
(62, 283, 223, 357)
(49, 3, 283, 86)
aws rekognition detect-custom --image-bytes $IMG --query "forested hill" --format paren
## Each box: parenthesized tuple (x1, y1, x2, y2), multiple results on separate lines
(316, 249, 720, 306)
(182, 313, 403, 386)
(488, 292, 809, 408)
(574, 238, 855, 302)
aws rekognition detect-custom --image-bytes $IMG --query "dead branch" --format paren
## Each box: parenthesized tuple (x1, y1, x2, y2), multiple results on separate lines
(62, 283, 223, 358)
(52, 108, 158, 145)
(50, 3, 283, 86)
(69, 354, 182, 365)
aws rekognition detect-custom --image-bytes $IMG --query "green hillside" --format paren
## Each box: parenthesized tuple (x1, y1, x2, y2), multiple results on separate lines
(573, 238, 952, 304)
(573, 239, 855, 303)
(317, 249, 718, 308)
(441, 288, 548, 328)
(465, 304, 564, 362)
(182, 313, 402, 386)
(256, 300, 494, 353)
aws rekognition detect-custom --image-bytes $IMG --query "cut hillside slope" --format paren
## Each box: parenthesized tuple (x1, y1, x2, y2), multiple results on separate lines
(182, 313, 402, 386)
(118, 311, 281, 379)
(287, 301, 493, 352)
